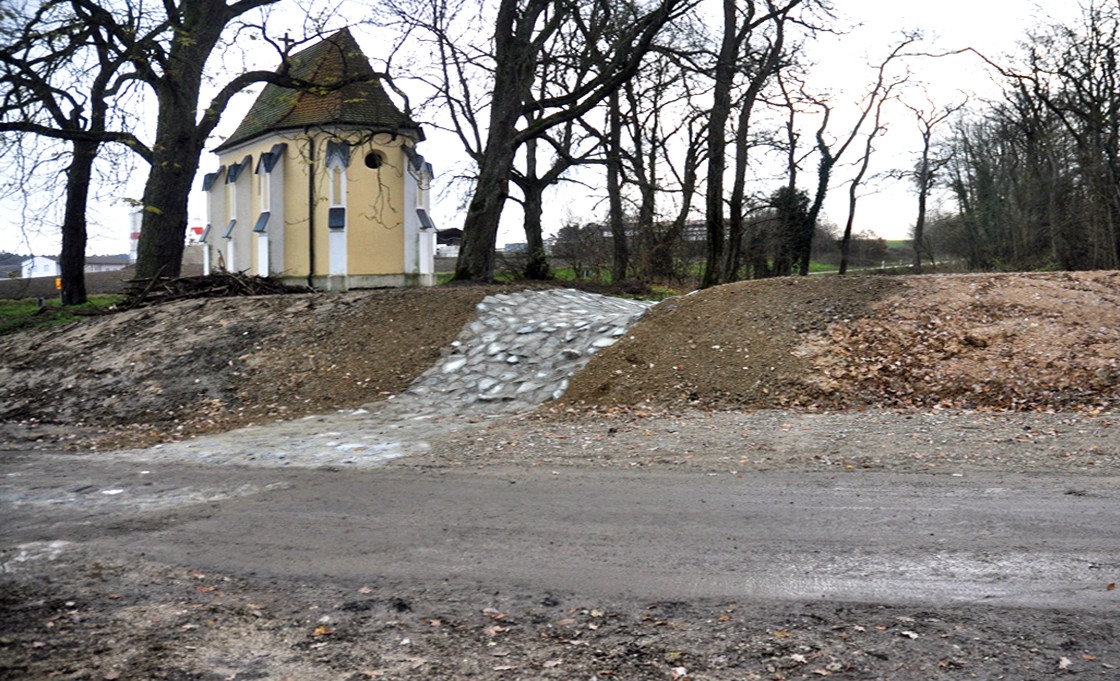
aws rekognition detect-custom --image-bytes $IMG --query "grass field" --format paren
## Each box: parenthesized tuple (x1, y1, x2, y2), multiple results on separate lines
(0, 295, 122, 335)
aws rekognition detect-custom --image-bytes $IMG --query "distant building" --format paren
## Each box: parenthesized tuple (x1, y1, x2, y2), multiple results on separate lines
(18, 254, 129, 278)
(84, 255, 130, 272)
(21, 256, 58, 279)
(200, 28, 436, 290)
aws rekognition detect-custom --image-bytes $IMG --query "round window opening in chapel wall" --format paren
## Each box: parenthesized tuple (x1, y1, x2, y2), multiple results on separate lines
(364, 151, 385, 169)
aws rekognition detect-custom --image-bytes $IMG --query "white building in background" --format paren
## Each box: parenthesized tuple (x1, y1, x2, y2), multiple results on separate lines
(84, 255, 130, 272)
(21, 256, 60, 278)
(19, 255, 130, 278)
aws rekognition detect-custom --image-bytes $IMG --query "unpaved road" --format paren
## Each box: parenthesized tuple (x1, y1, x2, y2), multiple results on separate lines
(3, 449, 1119, 679)
(5, 454, 1117, 611)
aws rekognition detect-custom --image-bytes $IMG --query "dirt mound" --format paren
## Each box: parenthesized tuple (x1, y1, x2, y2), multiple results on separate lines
(0, 286, 505, 449)
(564, 276, 901, 408)
(565, 271, 1120, 412)
(0, 272, 1117, 451)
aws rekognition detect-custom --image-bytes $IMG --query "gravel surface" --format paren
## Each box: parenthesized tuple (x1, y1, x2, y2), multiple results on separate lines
(403, 407, 1120, 476)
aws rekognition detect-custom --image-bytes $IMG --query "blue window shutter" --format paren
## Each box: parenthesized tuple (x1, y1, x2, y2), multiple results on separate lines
(202, 167, 225, 191)
(265, 143, 286, 171)
(329, 206, 346, 230)
(253, 211, 270, 233)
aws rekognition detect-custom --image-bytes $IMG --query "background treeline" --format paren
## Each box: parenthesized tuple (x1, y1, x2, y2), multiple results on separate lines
(927, 4, 1119, 272)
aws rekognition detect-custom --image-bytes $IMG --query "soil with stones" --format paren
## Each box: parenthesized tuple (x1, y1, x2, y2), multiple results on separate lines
(2, 272, 1117, 452)
(3, 550, 1117, 681)
(2, 271, 1119, 680)
(0, 285, 518, 450)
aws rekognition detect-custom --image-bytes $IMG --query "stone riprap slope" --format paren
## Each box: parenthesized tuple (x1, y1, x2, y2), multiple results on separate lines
(99, 289, 654, 468)
(389, 288, 655, 416)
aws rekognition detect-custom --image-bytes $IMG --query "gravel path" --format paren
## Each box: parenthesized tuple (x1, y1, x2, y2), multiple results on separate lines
(401, 407, 1120, 476)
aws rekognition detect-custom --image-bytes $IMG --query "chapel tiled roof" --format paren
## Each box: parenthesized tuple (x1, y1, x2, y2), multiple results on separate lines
(214, 28, 421, 152)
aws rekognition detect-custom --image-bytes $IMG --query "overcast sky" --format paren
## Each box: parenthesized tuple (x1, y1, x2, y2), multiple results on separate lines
(0, 0, 1078, 256)
(797, 0, 1072, 241)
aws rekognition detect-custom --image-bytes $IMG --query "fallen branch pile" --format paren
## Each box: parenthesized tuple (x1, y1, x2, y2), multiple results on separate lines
(122, 272, 311, 309)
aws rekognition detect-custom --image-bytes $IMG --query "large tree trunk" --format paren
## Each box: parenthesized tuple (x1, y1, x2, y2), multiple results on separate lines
(723, 21, 784, 283)
(799, 151, 830, 276)
(635, 168, 656, 278)
(59, 139, 98, 305)
(839, 154, 866, 276)
(453, 0, 540, 282)
(135, 112, 202, 280)
(912, 178, 929, 273)
(912, 141, 932, 273)
(518, 136, 551, 280)
(838, 202, 856, 275)
(133, 0, 228, 281)
(455, 143, 517, 281)
(723, 183, 745, 282)
(624, 78, 657, 279)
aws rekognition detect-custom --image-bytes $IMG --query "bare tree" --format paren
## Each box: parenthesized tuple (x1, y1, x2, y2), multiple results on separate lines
(793, 37, 915, 277)
(906, 95, 965, 272)
(599, 90, 627, 281)
(721, 7, 791, 282)
(701, 0, 814, 288)
(837, 72, 907, 274)
(643, 100, 710, 281)
(937, 1, 1120, 271)
(571, 19, 708, 282)
(401, 0, 698, 281)
(836, 92, 889, 275)
(0, 0, 149, 303)
(1020, 0, 1120, 268)
(512, 126, 588, 280)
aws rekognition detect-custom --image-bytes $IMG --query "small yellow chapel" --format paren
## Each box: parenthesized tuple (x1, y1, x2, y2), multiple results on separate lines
(201, 29, 436, 289)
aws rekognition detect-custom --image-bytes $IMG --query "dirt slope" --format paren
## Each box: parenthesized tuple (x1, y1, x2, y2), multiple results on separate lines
(565, 271, 1120, 412)
(0, 286, 505, 449)
(0, 272, 1117, 451)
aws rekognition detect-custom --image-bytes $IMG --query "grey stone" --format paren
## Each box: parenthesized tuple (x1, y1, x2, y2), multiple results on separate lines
(343, 289, 655, 426)
(442, 357, 467, 373)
